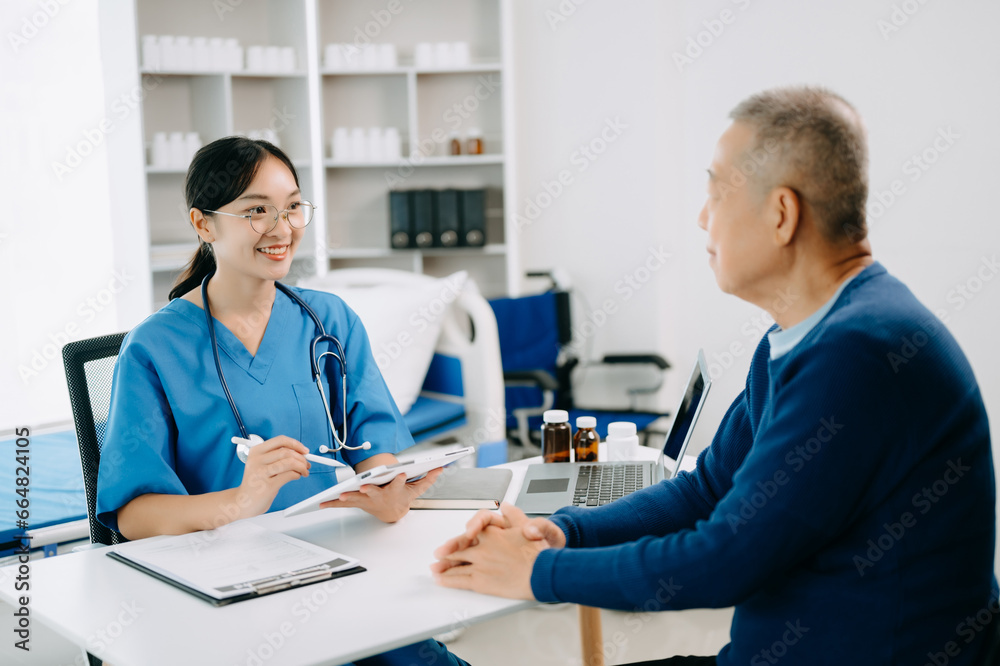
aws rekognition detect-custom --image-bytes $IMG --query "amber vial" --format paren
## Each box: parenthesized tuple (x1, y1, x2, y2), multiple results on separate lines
(542, 409, 571, 463)
(466, 127, 483, 155)
(449, 132, 462, 155)
(573, 416, 599, 462)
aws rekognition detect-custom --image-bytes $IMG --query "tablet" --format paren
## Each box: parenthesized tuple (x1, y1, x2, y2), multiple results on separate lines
(282, 446, 475, 517)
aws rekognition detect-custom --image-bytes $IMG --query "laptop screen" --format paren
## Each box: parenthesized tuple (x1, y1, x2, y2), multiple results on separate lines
(660, 350, 711, 475)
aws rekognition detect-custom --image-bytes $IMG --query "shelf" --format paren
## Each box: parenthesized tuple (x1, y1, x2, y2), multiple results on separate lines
(321, 63, 502, 77)
(150, 242, 198, 272)
(325, 154, 503, 168)
(139, 68, 306, 79)
(127, 0, 516, 304)
(146, 166, 188, 174)
(328, 244, 506, 259)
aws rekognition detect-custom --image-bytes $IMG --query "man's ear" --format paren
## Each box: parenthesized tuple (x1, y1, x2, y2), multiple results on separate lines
(770, 186, 801, 247)
(190, 208, 215, 244)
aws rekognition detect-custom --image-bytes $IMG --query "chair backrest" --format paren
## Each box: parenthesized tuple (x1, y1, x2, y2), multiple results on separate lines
(62, 332, 128, 546)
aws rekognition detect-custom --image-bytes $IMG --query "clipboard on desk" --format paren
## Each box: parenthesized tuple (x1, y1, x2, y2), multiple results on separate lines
(107, 522, 365, 607)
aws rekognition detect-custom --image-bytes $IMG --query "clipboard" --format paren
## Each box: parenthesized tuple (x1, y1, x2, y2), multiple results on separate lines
(283, 446, 475, 517)
(107, 551, 365, 606)
(106, 522, 365, 606)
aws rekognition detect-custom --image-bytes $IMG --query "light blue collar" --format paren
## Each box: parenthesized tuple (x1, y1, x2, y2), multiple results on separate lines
(769, 274, 858, 360)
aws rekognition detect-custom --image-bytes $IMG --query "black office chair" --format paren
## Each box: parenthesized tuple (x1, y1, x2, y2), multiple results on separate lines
(62, 332, 128, 666)
(62, 332, 128, 549)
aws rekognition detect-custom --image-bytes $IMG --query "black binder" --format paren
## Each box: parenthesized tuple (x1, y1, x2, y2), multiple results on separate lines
(389, 190, 412, 249)
(412, 189, 435, 248)
(460, 188, 486, 247)
(435, 189, 461, 247)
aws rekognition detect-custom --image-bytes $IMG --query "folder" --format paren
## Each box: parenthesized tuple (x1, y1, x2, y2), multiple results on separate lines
(460, 188, 486, 246)
(389, 190, 413, 248)
(435, 188, 461, 247)
(411, 189, 435, 248)
(411, 467, 513, 509)
(106, 522, 365, 606)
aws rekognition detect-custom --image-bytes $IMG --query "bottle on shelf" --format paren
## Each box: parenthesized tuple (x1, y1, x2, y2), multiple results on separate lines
(368, 128, 385, 162)
(573, 416, 599, 462)
(383, 127, 401, 161)
(466, 128, 483, 155)
(449, 132, 462, 156)
(542, 410, 572, 463)
(414, 42, 434, 68)
(606, 422, 639, 462)
(452, 41, 471, 67)
(142, 35, 160, 71)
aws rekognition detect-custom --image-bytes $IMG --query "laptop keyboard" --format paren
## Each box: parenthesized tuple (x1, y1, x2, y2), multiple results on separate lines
(572, 464, 644, 507)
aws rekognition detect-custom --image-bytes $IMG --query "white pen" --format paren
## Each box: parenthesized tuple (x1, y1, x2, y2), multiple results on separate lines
(231, 436, 352, 469)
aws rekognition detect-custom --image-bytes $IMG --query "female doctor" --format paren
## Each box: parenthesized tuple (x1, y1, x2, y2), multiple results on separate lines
(96, 136, 467, 666)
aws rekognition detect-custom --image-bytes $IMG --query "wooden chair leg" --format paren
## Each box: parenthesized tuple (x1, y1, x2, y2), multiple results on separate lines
(579, 605, 605, 666)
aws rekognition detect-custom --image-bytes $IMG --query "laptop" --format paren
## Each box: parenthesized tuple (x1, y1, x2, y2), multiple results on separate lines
(514, 350, 712, 514)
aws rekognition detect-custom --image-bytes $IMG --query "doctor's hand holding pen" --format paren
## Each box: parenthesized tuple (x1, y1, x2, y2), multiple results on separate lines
(240, 437, 445, 524)
(429, 502, 565, 599)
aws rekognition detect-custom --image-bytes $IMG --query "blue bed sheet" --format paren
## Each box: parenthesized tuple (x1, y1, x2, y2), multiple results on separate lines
(0, 430, 87, 547)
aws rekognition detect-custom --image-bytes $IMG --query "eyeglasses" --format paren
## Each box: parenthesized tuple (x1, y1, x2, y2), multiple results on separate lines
(204, 201, 316, 234)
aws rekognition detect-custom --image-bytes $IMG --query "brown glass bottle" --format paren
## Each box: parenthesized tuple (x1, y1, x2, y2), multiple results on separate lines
(449, 132, 462, 156)
(542, 410, 571, 463)
(466, 128, 483, 155)
(573, 416, 599, 462)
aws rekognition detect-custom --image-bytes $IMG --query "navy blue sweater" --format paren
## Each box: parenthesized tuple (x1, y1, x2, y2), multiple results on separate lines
(531, 263, 997, 665)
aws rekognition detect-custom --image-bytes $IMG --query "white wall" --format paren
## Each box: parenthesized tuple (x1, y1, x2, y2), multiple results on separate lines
(511, 0, 1000, 568)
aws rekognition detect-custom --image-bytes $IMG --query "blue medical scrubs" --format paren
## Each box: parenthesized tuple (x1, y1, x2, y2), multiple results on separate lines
(96, 285, 468, 666)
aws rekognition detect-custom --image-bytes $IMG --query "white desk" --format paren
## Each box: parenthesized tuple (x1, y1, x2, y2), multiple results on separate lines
(0, 446, 684, 665)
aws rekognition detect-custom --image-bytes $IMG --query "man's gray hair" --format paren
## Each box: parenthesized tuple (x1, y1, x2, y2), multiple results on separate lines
(730, 86, 869, 243)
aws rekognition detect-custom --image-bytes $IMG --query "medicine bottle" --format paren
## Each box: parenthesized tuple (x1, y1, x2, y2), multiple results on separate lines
(542, 410, 571, 463)
(573, 416, 599, 462)
(606, 422, 639, 461)
(466, 128, 483, 155)
(449, 131, 462, 156)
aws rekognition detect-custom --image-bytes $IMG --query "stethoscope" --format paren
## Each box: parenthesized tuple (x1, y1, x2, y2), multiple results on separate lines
(201, 272, 371, 466)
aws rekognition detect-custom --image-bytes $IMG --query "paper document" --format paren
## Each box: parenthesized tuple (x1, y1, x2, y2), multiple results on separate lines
(109, 521, 360, 602)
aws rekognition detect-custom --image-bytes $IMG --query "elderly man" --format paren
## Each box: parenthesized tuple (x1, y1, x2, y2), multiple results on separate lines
(432, 86, 998, 665)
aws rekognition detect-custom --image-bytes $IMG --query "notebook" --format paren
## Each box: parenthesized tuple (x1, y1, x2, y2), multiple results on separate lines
(514, 350, 711, 514)
(411, 467, 513, 509)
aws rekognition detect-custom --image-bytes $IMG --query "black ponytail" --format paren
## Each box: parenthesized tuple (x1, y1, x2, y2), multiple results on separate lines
(168, 242, 216, 301)
(168, 136, 300, 301)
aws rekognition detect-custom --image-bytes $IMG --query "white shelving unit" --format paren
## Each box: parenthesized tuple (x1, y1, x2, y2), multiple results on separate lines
(115, 0, 516, 309)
